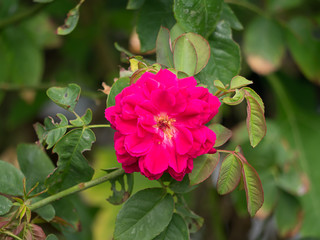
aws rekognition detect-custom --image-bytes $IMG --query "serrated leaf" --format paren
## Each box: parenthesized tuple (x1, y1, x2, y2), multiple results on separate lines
(0, 195, 12, 215)
(169, 175, 197, 193)
(156, 27, 173, 68)
(220, 3, 243, 30)
(43, 113, 68, 149)
(153, 213, 189, 240)
(173, 35, 197, 76)
(242, 163, 264, 216)
(230, 76, 253, 90)
(245, 95, 267, 148)
(217, 154, 242, 195)
(137, 0, 175, 52)
(184, 32, 210, 74)
(70, 108, 92, 127)
(243, 87, 265, 113)
(107, 77, 130, 108)
(126, 0, 146, 9)
(222, 89, 245, 106)
(173, 0, 223, 37)
(197, 21, 241, 93)
(0, 160, 24, 196)
(244, 17, 284, 75)
(209, 124, 232, 147)
(189, 153, 220, 185)
(213, 80, 226, 91)
(114, 188, 174, 240)
(57, 0, 85, 35)
(25, 224, 46, 240)
(17, 144, 54, 193)
(47, 84, 81, 112)
(45, 128, 95, 193)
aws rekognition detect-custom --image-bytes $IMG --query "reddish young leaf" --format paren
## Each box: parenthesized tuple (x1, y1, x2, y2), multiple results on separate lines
(222, 89, 245, 106)
(245, 95, 267, 147)
(241, 163, 264, 217)
(189, 153, 220, 185)
(217, 154, 242, 195)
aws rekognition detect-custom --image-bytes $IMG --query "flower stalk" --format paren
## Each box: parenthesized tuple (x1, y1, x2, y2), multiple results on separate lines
(28, 168, 125, 211)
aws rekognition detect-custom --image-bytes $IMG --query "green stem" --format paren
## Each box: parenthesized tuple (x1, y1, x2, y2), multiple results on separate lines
(29, 168, 125, 211)
(1, 231, 23, 240)
(87, 124, 110, 128)
(0, 4, 47, 29)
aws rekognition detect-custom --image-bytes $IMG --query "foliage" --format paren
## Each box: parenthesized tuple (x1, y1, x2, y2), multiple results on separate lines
(0, 0, 319, 239)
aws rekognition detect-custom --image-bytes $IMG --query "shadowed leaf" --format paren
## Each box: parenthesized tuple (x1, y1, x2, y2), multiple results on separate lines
(156, 27, 173, 68)
(107, 77, 130, 108)
(209, 124, 232, 147)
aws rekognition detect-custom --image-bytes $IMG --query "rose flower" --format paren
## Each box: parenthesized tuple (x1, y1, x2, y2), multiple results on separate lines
(105, 69, 221, 181)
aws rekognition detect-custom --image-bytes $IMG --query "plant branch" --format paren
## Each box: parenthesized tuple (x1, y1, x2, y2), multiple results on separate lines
(28, 168, 125, 211)
(0, 4, 47, 29)
(1, 231, 23, 240)
(87, 124, 110, 128)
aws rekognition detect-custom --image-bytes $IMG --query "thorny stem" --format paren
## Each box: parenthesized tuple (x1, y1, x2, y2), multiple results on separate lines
(28, 168, 125, 211)
(0, 4, 47, 29)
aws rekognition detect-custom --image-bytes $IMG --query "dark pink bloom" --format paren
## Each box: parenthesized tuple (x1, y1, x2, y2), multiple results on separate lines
(105, 69, 221, 181)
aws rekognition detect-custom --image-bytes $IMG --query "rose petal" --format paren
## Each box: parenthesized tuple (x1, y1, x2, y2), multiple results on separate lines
(174, 126, 193, 155)
(143, 143, 171, 174)
(124, 133, 153, 156)
(151, 89, 175, 112)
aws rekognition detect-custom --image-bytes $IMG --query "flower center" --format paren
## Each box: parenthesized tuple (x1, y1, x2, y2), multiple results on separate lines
(155, 114, 176, 139)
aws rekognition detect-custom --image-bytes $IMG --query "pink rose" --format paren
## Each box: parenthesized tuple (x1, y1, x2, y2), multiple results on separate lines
(105, 69, 221, 181)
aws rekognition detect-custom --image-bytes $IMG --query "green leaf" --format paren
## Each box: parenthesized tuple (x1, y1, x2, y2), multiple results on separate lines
(156, 27, 174, 68)
(275, 191, 302, 237)
(173, 0, 223, 37)
(209, 124, 232, 147)
(107, 173, 134, 205)
(42, 113, 68, 149)
(0, 160, 24, 196)
(0, 195, 12, 215)
(175, 197, 203, 233)
(126, 0, 146, 9)
(32, 198, 55, 222)
(243, 87, 265, 113)
(244, 17, 284, 75)
(213, 80, 226, 91)
(137, 0, 175, 52)
(47, 84, 81, 112)
(184, 32, 211, 74)
(114, 188, 174, 240)
(57, 0, 85, 35)
(189, 153, 220, 185)
(242, 163, 264, 216)
(245, 95, 267, 148)
(173, 35, 197, 76)
(217, 154, 242, 195)
(230, 76, 253, 90)
(222, 89, 245, 106)
(17, 144, 54, 192)
(197, 21, 241, 93)
(170, 23, 185, 47)
(286, 17, 320, 84)
(153, 213, 189, 240)
(45, 128, 95, 193)
(169, 175, 197, 193)
(107, 77, 130, 108)
(220, 3, 243, 30)
(70, 108, 92, 127)
(46, 234, 59, 240)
